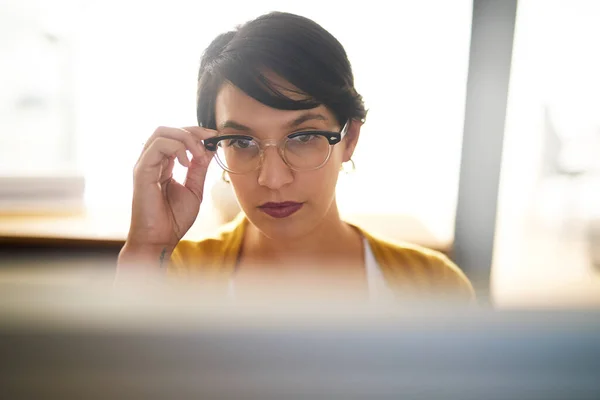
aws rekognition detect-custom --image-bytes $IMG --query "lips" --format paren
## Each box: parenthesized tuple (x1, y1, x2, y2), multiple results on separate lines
(258, 201, 304, 218)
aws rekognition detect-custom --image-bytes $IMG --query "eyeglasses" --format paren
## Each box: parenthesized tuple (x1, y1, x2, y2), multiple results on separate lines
(203, 121, 349, 174)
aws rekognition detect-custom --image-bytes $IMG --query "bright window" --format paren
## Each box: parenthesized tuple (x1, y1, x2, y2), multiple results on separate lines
(3, 0, 472, 243)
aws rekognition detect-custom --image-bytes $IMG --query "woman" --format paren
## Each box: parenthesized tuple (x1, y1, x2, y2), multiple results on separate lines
(118, 12, 474, 302)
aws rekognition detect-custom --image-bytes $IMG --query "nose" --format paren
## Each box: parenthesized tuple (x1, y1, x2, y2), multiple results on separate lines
(257, 145, 294, 190)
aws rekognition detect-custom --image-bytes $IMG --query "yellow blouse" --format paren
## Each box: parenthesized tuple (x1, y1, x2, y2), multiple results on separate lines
(169, 214, 475, 302)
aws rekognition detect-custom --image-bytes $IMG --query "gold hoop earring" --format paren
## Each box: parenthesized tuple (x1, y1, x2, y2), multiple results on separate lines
(221, 170, 231, 183)
(340, 158, 356, 174)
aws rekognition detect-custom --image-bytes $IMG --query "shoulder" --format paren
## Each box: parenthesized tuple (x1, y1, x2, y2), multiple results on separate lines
(361, 228, 476, 302)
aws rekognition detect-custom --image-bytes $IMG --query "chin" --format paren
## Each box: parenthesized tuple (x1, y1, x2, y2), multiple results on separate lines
(248, 208, 319, 240)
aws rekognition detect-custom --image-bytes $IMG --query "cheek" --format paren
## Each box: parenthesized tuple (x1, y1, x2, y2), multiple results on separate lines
(229, 175, 256, 206)
(298, 157, 341, 201)
(329, 144, 346, 166)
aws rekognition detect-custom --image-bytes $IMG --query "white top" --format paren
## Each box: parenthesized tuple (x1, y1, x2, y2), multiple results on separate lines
(228, 236, 394, 301)
(363, 236, 396, 302)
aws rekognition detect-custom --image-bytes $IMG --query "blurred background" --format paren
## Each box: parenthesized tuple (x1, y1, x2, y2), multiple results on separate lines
(0, 0, 599, 307)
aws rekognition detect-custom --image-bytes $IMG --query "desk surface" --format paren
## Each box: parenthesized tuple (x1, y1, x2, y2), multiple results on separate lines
(0, 209, 452, 252)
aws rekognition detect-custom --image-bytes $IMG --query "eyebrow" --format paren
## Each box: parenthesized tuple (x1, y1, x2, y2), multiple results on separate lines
(218, 112, 329, 133)
(286, 112, 329, 128)
(219, 120, 252, 132)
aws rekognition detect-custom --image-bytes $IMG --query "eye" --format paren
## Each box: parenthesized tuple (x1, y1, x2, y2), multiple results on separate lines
(290, 134, 318, 144)
(225, 138, 254, 149)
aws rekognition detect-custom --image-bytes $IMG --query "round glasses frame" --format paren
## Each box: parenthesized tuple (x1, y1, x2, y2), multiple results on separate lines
(203, 121, 349, 174)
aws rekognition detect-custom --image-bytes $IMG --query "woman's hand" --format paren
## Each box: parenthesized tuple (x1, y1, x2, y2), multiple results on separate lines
(118, 126, 216, 269)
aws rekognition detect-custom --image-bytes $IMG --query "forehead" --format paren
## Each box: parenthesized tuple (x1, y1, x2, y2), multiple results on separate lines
(214, 80, 336, 133)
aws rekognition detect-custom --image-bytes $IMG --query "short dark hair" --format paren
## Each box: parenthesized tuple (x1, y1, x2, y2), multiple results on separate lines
(196, 12, 367, 130)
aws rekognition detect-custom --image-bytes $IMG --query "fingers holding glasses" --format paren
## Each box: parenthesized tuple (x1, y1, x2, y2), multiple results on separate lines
(135, 137, 189, 184)
(180, 126, 218, 166)
(140, 126, 216, 161)
(135, 126, 217, 186)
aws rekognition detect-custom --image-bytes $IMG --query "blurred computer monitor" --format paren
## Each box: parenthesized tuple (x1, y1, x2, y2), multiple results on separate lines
(1, 286, 599, 399)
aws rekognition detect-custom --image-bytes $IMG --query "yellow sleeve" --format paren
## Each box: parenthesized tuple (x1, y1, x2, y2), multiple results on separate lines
(426, 251, 476, 302)
(167, 240, 193, 275)
(167, 238, 227, 276)
(366, 233, 476, 302)
(167, 215, 246, 278)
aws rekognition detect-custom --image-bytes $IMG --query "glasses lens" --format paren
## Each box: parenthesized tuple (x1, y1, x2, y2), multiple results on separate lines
(284, 134, 331, 170)
(215, 137, 260, 173)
